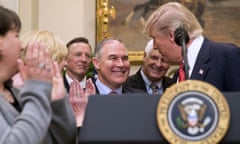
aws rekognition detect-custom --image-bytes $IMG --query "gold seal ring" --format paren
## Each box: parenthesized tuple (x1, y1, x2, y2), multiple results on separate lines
(156, 80, 230, 144)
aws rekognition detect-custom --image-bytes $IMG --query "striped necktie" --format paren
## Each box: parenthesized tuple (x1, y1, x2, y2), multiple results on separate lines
(150, 83, 158, 94)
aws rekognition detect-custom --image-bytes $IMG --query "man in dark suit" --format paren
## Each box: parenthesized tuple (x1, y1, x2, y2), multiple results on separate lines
(63, 37, 95, 128)
(63, 37, 92, 93)
(125, 39, 175, 94)
(145, 2, 240, 91)
(92, 37, 143, 94)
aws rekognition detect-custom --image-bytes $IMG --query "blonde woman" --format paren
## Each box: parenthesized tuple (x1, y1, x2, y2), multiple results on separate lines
(0, 6, 76, 144)
(9, 29, 77, 143)
(12, 30, 68, 88)
(19, 30, 95, 130)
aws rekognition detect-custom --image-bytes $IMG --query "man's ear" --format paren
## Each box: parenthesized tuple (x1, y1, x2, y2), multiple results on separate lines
(143, 52, 147, 60)
(62, 59, 67, 66)
(92, 57, 100, 70)
(169, 30, 175, 42)
(0, 38, 2, 57)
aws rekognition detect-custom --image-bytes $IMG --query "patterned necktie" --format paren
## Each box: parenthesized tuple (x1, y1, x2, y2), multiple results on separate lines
(178, 62, 185, 82)
(150, 83, 158, 94)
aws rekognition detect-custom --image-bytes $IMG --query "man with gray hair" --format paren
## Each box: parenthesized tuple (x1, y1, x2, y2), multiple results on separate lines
(125, 39, 174, 95)
(92, 37, 143, 94)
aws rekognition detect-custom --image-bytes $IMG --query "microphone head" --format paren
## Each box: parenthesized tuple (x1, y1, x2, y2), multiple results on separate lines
(174, 27, 190, 46)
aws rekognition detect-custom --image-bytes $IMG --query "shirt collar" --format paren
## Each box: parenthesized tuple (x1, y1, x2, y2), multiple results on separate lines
(65, 73, 87, 88)
(95, 79, 122, 95)
(187, 35, 204, 77)
(140, 68, 163, 89)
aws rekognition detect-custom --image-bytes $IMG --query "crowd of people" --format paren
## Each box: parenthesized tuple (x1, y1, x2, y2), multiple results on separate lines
(1, 1, 240, 143)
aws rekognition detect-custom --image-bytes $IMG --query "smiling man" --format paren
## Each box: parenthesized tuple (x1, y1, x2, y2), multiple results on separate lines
(63, 37, 92, 92)
(125, 39, 174, 95)
(92, 37, 142, 95)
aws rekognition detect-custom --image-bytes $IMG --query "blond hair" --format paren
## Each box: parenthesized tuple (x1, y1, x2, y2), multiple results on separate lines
(21, 30, 67, 63)
(144, 39, 154, 56)
(144, 2, 202, 39)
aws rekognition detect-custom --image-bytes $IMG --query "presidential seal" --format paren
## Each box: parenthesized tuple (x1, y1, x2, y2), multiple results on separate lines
(157, 80, 230, 144)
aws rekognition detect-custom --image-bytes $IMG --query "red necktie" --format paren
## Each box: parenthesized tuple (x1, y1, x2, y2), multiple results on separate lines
(178, 62, 185, 82)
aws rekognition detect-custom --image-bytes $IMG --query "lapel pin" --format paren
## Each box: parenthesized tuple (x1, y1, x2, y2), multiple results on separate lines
(199, 69, 204, 75)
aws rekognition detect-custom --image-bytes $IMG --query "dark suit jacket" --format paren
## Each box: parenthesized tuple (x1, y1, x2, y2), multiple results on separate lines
(124, 68, 175, 93)
(63, 74, 70, 93)
(185, 38, 240, 92)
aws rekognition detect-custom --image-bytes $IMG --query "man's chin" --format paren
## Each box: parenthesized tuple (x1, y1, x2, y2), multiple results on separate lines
(151, 71, 165, 76)
(76, 70, 87, 74)
(150, 74, 164, 81)
(114, 78, 127, 83)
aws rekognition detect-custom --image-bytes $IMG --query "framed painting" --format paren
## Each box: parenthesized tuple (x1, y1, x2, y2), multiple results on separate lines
(96, 0, 240, 64)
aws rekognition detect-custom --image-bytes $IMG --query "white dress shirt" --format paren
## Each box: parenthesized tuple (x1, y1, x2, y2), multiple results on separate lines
(187, 35, 204, 77)
(95, 79, 122, 95)
(140, 69, 163, 95)
(65, 73, 86, 88)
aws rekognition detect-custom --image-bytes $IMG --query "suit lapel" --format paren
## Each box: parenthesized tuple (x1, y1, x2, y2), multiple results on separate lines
(191, 39, 211, 80)
(63, 75, 70, 93)
(134, 69, 148, 91)
(91, 77, 100, 94)
(162, 77, 175, 90)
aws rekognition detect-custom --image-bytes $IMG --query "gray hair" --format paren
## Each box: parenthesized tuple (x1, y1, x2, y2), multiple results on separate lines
(94, 37, 124, 58)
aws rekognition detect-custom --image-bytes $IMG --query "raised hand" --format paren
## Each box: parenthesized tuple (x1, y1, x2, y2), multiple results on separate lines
(69, 79, 86, 127)
(51, 61, 66, 101)
(84, 79, 96, 96)
(18, 42, 52, 83)
(18, 42, 66, 101)
(68, 79, 96, 127)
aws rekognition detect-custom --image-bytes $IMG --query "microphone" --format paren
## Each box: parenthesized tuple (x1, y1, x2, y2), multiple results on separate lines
(174, 27, 190, 46)
(174, 26, 190, 80)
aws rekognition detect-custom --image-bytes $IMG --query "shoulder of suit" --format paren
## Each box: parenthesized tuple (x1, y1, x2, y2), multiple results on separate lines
(122, 86, 146, 93)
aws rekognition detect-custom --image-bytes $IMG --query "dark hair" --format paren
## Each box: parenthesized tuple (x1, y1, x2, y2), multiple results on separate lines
(66, 37, 91, 50)
(0, 6, 21, 36)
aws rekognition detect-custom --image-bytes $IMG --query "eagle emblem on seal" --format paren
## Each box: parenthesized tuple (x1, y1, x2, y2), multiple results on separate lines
(177, 97, 212, 135)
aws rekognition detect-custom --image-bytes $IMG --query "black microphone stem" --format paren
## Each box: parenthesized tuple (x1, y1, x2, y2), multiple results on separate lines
(181, 30, 189, 80)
